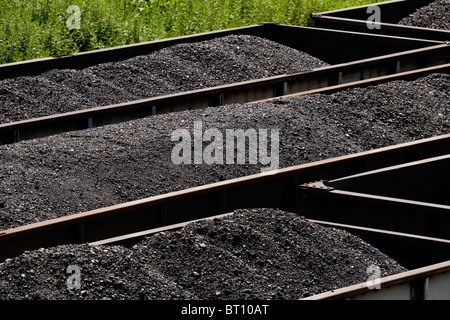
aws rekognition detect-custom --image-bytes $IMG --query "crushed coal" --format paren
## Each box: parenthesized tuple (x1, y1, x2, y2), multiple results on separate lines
(0, 208, 407, 300)
(398, 0, 450, 30)
(0, 73, 448, 231)
(0, 34, 328, 124)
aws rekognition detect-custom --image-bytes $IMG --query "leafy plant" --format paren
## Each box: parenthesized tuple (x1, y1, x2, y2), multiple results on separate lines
(0, 0, 385, 64)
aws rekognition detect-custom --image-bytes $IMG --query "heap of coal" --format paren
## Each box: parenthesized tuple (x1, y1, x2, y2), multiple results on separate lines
(398, 0, 450, 30)
(0, 208, 407, 300)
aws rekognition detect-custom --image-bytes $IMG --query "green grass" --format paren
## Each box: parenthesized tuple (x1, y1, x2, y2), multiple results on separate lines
(0, 0, 385, 64)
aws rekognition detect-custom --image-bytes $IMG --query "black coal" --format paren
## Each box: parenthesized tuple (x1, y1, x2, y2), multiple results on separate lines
(398, 0, 450, 30)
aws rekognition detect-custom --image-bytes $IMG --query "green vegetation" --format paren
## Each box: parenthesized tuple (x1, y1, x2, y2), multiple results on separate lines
(0, 0, 384, 64)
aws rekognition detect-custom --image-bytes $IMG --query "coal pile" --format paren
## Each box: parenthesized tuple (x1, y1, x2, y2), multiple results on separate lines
(0, 244, 194, 300)
(0, 73, 449, 231)
(0, 35, 328, 124)
(0, 208, 407, 300)
(398, 0, 450, 30)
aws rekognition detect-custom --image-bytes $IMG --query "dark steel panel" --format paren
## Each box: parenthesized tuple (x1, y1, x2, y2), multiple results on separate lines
(299, 153, 450, 240)
(267, 24, 441, 65)
(328, 155, 450, 205)
(313, 220, 450, 270)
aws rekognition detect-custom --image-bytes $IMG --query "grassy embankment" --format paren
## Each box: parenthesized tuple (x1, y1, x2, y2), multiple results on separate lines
(0, 0, 384, 64)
